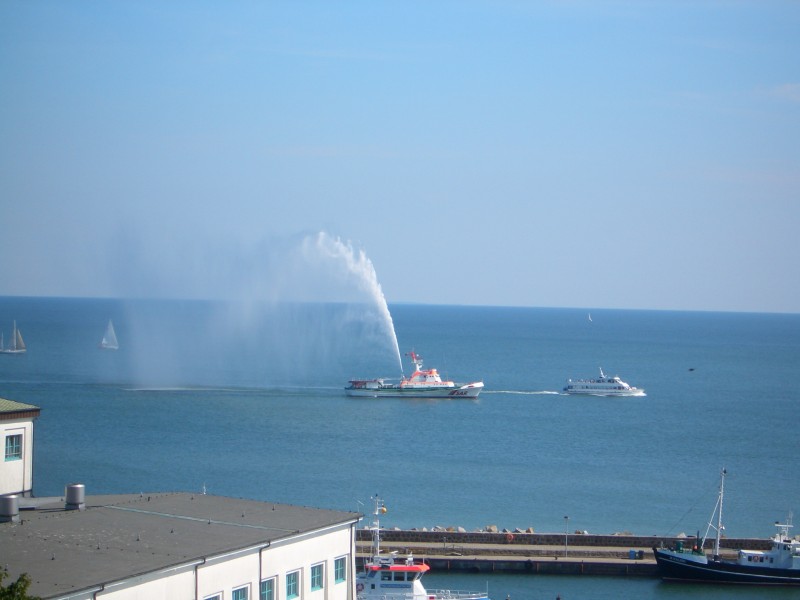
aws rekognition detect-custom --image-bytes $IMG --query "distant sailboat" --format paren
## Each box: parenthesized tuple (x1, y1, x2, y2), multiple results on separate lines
(99, 319, 119, 350)
(588, 312, 593, 322)
(0, 321, 26, 354)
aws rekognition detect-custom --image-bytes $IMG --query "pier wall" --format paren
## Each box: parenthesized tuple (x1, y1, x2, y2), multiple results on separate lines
(355, 529, 774, 577)
(356, 528, 772, 552)
(421, 558, 659, 577)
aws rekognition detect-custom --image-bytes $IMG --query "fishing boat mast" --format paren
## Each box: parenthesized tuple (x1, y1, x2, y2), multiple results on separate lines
(703, 468, 726, 558)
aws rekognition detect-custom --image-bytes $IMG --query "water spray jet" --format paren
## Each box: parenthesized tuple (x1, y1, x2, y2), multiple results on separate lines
(302, 233, 403, 376)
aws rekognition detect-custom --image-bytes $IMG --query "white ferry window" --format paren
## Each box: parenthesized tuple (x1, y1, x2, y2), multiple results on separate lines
(393, 572, 406, 581)
(381, 572, 392, 580)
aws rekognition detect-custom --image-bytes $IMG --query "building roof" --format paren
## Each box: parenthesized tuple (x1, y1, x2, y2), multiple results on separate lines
(1, 491, 361, 599)
(0, 397, 40, 420)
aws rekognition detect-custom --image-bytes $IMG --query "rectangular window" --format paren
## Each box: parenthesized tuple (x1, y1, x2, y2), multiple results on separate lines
(4, 434, 22, 461)
(260, 577, 275, 600)
(233, 586, 249, 600)
(204, 595, 221, 600)
(334, 557, 346, 584)
(231, 585, 250, 600)
(311, 564, 323, 591)
(286, 571, 299, 600)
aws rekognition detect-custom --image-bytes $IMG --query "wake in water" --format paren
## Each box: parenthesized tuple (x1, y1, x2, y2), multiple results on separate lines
(484, 390, 562, 395)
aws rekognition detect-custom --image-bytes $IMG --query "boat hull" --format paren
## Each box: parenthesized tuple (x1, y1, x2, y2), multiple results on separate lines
(653, 548, 800, 586)
(563, 389, 645, 397)
(345, 382, 483, 399)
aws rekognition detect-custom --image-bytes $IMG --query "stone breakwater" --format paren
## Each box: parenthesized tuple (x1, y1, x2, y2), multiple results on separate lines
(355, 529, 773, 577)
(357, 528, 772, 551)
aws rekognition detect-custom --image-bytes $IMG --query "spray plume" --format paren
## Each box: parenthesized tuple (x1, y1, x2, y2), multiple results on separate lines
(114, 231, 404, 387)
(300, 233, 403, 375)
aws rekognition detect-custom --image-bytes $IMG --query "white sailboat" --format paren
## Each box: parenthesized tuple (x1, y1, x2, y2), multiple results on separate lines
(99, 319, 119, 350)
(0, 321, 26, 354)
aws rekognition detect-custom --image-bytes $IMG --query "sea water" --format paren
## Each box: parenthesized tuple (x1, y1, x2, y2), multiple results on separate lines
(1, 296, 799, 599)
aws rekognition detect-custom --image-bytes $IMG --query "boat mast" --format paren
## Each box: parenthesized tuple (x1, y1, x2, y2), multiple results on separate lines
(714, 468, 726, 558)
(370, 495, 387, 558)
(700, 467, 726, 557)
(774, 513, 793, 541)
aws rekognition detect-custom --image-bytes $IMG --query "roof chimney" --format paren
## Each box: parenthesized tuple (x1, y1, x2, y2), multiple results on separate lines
(65, 483, 85, 511)
(0, 494, 20, 523)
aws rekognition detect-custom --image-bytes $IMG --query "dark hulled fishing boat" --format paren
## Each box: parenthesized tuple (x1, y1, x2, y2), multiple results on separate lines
(653, 469, 800, 585)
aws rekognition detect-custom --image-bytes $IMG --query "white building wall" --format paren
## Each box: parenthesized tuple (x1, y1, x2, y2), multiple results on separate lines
(198, 545, 263, 599)
(0, 418, 34, 496)
(53, 522, 356, 600)
(264, 526, 355, 600)
(96, 565, 197, 600)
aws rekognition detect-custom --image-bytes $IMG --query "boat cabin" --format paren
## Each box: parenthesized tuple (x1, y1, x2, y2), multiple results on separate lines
(358, 557, 430, 599)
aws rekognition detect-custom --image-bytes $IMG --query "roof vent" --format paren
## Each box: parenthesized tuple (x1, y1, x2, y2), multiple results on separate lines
(0, 494, 20, 523)
(65, 483, 86, 511)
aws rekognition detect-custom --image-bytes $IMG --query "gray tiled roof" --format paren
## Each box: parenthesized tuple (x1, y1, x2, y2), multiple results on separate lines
(1, 492, 360, 599)
(0, 397, 40, 413)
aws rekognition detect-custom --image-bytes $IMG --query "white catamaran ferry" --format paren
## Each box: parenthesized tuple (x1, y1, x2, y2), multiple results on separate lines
(563, 368, 644, 396)
(346, 351, 484, 399)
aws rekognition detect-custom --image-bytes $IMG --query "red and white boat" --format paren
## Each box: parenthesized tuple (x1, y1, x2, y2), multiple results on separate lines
(356, 496, 490, 600)
(346, 351, 484, 399)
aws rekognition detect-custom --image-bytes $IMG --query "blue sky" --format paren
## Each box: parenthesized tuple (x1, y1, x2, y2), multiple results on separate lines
(1, 1, 798, 312)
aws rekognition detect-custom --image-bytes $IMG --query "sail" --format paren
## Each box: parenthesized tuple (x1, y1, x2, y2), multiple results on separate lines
(100, 320, 119, 350)
(0, 321, 26, 354)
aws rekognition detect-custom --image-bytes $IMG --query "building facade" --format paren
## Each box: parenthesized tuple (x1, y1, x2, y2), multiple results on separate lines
(0, 489, 361, 600)
(0, 397, 39, 497)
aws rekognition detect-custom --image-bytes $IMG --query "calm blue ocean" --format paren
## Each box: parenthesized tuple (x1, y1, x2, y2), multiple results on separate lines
(2, 296, 799, 599)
